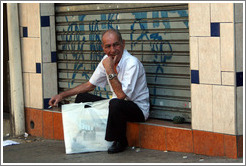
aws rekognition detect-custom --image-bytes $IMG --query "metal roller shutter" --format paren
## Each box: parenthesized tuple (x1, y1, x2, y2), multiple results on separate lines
(55, 3, 191, 122)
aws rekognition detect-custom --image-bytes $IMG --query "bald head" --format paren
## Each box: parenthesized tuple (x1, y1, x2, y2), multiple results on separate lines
(102, 29, 123, 44)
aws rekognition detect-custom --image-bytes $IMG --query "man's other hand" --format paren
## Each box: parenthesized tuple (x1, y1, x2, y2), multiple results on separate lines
(49, 94, 63, 107)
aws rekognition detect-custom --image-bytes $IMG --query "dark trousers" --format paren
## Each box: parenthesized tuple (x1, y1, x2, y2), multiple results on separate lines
(75, 93, 145, 144)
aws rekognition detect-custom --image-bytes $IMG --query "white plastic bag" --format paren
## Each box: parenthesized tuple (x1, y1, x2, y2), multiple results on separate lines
(62, 99, 112, 154)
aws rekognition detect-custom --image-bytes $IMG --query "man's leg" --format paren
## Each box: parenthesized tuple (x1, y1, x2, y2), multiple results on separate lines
(105, 98, 145, 153)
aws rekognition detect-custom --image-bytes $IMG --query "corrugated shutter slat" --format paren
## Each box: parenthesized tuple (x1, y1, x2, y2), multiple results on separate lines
(55, 3, 191, 122)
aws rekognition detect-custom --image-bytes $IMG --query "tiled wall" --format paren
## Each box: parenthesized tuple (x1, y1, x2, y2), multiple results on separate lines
(189, 3, 243, 135)
(20, 3, 43, 109)
(19, 3, 58, 110)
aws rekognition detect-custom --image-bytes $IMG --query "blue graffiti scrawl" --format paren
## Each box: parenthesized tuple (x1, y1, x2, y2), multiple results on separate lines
(60, 8, 188, 100)
(130, 10, 188, 104)
(101, 13, 119, 30)
(61, 15, 87, 88)
(130, 12, 149, 50)
(61, 14, 120, 98)
(152, 10, 188, 29)
(149, 33, 173, 82)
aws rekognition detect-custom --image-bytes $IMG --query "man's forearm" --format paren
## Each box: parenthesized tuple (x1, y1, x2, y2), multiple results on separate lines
(109, 78, 126, 99)
(60, 82, 95, 99)
(102, 57, 126, 99)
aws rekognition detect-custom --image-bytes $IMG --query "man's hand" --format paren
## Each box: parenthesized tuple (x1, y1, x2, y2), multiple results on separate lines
(102, 57, 126, 99)
(102, 57, 115, 74)
(48, 82, 96, 107)
(49, 94, 63, 107)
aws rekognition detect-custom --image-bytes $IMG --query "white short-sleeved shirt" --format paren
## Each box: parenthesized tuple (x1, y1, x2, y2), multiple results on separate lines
(89, 50, 150, 120)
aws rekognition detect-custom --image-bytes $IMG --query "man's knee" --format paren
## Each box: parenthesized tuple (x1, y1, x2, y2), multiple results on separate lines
(109, 98, 125, 112)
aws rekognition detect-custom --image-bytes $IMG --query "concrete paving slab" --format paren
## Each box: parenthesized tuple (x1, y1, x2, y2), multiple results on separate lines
(2, 137, 244, 164)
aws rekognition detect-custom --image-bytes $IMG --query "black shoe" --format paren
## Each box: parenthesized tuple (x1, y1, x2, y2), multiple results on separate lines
(108, 141, 128, 154)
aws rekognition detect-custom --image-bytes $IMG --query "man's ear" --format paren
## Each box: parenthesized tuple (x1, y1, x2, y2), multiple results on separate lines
(122, 40, 125, 48)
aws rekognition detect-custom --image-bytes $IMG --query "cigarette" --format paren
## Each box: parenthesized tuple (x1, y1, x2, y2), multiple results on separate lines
(48, 106, 52, 109)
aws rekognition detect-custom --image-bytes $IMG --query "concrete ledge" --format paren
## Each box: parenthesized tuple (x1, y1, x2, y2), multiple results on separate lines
(126, 122, 243, 159)
(24, 107, 243, 159)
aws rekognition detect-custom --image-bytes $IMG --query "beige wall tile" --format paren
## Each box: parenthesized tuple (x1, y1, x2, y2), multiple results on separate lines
(234, 3, 243, 23)
(211, 3, 234, 22)
(21, 38, 41, 72)
(43, 63, 58, 98)
(40, 3, 55, 16)
(236, 87, 243, 135)
(189, 3, 210, 36)
(190, 37, 199, 70)
(50, 16, 56, 52)
(235, 23, 243, 72)
(18, 4, 28, 27)
(213, 85, 235, 135)
(30, 73, 43, 109)
(222, 72, 235, 86)
(191, 84, 213, 131)
(41, 27, 51, 62)
(35, 39, 42, 63)
(23, 73, 30, 107)
(27, 3, 40, 37)
(199, 37, 221, 84)
(221, 23, 234, 72)
(21, 38, 36, 73)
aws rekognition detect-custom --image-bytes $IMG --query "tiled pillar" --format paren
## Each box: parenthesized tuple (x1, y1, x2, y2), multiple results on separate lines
(20, 3, 61, 139)
(189, 4, 243, 158)
(40, 3, 58, 109)
(20, 3, 58, 110)
(189, 3, 242, 135)
(20, 3, 43, 109)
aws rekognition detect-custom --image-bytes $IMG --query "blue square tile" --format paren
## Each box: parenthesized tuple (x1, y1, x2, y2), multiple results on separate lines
(236, 72, 243, 86)
(191, 70, 199, 84)
(36, 63, 41, 73)
(23, 27, 28, 37)
(43, 98, 51, 109)
(41, 16, 50, 27)
(51, 52, 57, 62)
(211, 23, 220, 37)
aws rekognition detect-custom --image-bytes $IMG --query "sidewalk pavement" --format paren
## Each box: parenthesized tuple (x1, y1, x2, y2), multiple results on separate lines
(2, 136, 244, 164)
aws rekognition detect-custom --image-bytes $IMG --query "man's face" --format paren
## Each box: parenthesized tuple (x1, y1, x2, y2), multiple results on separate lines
(101, 32, 125, 64)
